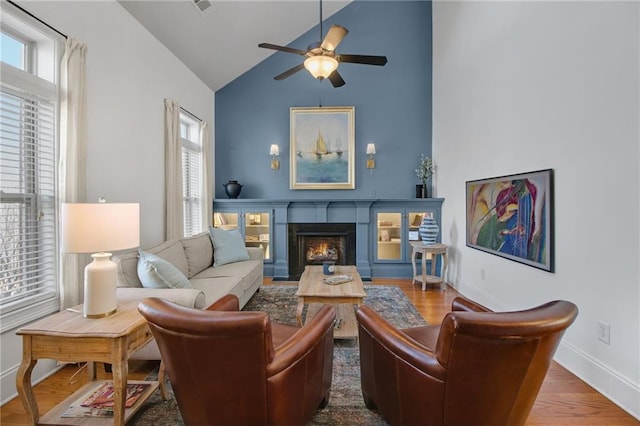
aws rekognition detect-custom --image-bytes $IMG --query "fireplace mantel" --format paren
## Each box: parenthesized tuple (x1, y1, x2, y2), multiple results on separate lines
(213, 198, 445, 280)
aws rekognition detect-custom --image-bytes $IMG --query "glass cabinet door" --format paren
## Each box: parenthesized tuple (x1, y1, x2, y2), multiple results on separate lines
(407, 212, 425, 244)
(244, 212, 271, 261)
(213, 212, 239, 230)
(376, 212, 402, 261)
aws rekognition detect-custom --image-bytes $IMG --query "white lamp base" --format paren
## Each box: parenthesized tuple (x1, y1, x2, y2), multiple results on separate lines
(83, 252, 118, 318)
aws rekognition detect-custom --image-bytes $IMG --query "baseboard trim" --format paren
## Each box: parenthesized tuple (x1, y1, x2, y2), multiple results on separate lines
(555, 341, 640, 420)
(1, 359, 61, 406)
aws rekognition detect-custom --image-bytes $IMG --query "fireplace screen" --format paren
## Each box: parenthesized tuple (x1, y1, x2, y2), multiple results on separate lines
(288, 223, 356, 280)
(305, 237, 343, 263)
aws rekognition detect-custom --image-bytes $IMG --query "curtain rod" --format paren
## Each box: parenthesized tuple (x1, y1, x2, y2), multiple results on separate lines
(180, 107, 203, 123)
(6, 0, 68, 39)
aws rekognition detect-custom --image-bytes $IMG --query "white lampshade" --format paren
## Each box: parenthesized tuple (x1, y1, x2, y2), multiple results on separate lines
(366, 143, 376, 155)
(304, 55, 339, 79)
(61, 203, 140, 253)
(269, 144, 279, 156)
(61, 203, 140, 318)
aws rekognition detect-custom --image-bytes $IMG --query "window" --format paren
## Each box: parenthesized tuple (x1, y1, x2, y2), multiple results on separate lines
(0, 3, 63, 329)
(0, 32, 27, 70)
(180, 111, 203, 237)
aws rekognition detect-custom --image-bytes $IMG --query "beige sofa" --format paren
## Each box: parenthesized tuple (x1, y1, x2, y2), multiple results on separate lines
(114, 231, 264, 359)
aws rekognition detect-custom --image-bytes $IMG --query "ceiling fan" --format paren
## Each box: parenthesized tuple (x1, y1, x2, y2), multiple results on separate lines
(258, 0, 388, 88)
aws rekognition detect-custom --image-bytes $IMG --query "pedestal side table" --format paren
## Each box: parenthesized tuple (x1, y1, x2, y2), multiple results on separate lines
(410, 242, 448, 291)
(16, 302, 164, 426)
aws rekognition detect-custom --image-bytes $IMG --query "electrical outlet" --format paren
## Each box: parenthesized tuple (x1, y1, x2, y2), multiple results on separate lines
(597, 321, 610, 345)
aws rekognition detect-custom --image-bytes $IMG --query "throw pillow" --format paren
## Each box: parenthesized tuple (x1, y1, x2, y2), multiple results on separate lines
(137, 250, 192, 289)
(209, 227, 250, 267)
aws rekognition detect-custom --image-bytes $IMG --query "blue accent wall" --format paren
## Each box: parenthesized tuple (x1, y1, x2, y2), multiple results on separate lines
(215, 1, 432, 200)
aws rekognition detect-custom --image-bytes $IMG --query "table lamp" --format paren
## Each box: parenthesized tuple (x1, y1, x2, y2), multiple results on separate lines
(61, 201, 140, 318)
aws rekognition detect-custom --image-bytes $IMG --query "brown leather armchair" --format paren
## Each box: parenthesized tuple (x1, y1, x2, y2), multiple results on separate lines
(138, 294, 336, 426)
(356, 297, 578, 426)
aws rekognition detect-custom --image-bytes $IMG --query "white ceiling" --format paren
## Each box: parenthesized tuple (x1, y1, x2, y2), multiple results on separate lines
(118, 0, 351, 91)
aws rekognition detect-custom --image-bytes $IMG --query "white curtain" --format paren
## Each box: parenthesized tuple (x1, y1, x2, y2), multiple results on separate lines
(200, 120, 212, 232)
(164, 99, 183, 240)
(58, 38, 88, 309)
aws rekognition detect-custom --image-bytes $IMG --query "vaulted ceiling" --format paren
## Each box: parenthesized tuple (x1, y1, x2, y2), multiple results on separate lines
(119, 0, 351, 91)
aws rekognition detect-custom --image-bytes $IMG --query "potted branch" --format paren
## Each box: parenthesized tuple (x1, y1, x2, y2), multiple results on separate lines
(414, 155, 434, 198)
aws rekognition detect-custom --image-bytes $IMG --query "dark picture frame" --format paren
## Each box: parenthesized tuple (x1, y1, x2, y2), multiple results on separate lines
(466, 169, 554, 272)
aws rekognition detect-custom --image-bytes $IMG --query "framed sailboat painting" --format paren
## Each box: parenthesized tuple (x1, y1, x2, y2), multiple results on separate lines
(290, 106, 355, 189)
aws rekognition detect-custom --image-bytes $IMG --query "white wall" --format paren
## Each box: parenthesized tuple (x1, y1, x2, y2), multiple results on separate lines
(1, 0, 214, 404)
(433, 1, 639, 419)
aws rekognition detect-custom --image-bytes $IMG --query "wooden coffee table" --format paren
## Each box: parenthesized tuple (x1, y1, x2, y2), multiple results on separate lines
(296, 265, 366, 339)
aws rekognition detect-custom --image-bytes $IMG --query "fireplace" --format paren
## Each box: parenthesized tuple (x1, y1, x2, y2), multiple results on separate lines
(288, 223, 356, 280)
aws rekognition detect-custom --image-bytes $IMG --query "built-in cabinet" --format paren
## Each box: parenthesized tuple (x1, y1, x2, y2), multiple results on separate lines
(371, 206, 443, 279)
(374, 210, 432, 262)
(213, 198, 443, 280)
(213, 210, 272, 261)
(375, 212, 403, 260)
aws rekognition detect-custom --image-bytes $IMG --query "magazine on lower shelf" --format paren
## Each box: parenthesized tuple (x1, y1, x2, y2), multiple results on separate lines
(61, 382, 151, 418)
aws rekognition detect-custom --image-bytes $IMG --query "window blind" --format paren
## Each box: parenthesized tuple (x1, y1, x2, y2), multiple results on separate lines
(180, 111, 202, 237)
(182, 144, 201, 237)
(0, 81, 57, 312)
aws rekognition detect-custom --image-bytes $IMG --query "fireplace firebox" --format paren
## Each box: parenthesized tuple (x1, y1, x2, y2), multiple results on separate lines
(288, 223, 356, 280)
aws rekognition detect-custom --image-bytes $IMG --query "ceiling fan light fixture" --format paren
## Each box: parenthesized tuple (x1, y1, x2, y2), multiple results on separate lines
(304, 56, 338, 79)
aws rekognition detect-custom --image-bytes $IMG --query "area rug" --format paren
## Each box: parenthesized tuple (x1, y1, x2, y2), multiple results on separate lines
(130, 285, 427, 425)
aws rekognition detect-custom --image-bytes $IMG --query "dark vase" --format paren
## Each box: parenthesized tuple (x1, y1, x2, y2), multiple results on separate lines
(415, 184, 427, 198)
(223, 180, 243, 199)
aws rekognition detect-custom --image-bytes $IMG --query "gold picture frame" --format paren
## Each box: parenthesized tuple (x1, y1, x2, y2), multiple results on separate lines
(290, 106, 355, 190)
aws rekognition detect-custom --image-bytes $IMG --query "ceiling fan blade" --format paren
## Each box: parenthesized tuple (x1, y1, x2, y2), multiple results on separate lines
(328, 70, 345, 88)
(258, 43, 307, 56)
(274, 63, 306, 80)
(321, 25, 348, 51)
(339, 54, 388, 66)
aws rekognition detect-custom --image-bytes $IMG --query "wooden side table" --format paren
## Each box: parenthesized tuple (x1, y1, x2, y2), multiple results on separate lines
(410, 242, 448, 291)
(16, 302, 166, 426)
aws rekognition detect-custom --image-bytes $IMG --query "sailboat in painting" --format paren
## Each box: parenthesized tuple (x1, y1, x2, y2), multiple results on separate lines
(335, 137, 343, 157)
(314, 131, 332, 158)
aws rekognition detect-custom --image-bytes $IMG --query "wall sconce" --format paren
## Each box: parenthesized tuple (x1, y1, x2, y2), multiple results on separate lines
(366, 143, 376, 169)
(269, 144, 280, 170)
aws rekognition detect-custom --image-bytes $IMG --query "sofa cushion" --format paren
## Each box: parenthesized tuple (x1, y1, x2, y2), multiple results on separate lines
(209, 227, 250, 267)
(182, 232, 214, 278)
(190, 276, 240, 306)
(148, 239, 190, 278)
(138, 250, 192, 289)
(116, 249, 143, 288)
(194, 260, 262, 292)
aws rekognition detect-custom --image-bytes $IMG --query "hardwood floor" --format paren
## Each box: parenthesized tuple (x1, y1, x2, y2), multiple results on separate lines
(1, 279, 637, 425)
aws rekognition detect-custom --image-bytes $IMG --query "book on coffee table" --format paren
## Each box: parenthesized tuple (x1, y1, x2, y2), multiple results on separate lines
(323, 275, 353, 285)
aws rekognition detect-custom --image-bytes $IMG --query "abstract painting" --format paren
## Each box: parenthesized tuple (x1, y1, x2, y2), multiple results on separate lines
(290, 106, 355, 190)
(466, 169, 554, 272)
